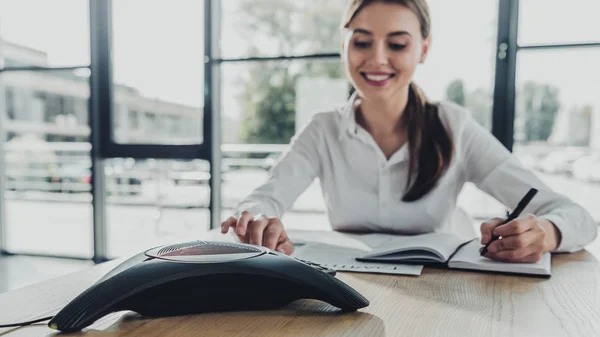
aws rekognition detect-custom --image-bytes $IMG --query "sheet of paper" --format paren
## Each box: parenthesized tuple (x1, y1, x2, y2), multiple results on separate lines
(293, 242, 423, 276)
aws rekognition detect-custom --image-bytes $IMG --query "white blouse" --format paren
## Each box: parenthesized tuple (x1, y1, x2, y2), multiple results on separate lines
(235, 96, 597, 253)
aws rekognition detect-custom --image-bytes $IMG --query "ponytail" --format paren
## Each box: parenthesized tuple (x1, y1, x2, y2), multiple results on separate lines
(402, 82, 454, 201)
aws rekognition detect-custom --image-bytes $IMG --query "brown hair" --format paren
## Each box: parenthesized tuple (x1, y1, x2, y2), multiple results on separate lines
(343, 0, 454, 202)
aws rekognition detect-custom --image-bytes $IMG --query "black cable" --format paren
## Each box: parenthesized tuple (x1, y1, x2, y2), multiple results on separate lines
(0, 316, 53, 328)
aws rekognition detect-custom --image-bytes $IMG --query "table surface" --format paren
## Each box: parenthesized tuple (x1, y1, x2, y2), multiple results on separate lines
(1, 230, 599, 337)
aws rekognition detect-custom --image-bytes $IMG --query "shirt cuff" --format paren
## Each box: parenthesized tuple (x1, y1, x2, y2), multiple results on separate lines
(538, 213, 575, 253)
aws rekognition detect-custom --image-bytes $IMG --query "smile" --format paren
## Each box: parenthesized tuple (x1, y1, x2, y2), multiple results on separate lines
(361, 72, 395, 86)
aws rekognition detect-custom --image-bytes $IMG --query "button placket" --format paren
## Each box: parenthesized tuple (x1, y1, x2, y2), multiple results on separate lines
(377, 164, 385, 221)
(379, 166, 389, 210)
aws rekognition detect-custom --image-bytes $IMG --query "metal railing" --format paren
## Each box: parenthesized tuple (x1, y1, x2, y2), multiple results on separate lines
(2, 141, 287, 206)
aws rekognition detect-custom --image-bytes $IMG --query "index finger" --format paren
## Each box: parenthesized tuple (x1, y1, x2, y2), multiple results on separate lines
(221, 216, 237, 234)
(493, 214, 537, 237)
(235, 211, 254, 236)
(480, 217, 504, 244)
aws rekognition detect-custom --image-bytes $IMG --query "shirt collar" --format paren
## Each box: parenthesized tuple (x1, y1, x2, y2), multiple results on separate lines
(336, 91, 410, 165)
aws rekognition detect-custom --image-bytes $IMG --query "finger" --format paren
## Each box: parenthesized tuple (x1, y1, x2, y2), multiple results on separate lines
(493, 214, 537, 237)
(235, 211, 254, 236)
(275, 232, 294, 255)
(486, 249, 543, 263)
(249, 218, 269, 246)
(480, 218, 504, 244)
(235, 230, 250, 244)
(486, 237, 544, 261)
(486, 230, 539, 253)
(263, 220, 283, 250)
(221, 217, 237, 234)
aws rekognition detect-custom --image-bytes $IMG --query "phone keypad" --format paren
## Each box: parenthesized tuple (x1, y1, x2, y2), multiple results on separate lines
(295, 258, 336, 276)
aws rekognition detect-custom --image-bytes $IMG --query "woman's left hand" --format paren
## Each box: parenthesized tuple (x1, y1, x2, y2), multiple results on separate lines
(480, 214, 561, 263)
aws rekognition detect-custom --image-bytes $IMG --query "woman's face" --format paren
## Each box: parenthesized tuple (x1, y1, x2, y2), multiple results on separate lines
(343, 2, 430, 102)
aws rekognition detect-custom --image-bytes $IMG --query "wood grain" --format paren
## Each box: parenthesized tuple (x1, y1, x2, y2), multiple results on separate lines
(0, 234, 598, 337)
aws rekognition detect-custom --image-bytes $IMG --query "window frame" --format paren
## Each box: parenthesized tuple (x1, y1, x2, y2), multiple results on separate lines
(2, 0, 598, 261)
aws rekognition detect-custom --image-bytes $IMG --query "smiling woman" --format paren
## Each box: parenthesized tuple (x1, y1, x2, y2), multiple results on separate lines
(341, 0, 453, 202)
(221, 0, 597, 265)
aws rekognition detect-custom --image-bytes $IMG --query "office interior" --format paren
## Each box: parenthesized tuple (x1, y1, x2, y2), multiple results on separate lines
(0, 0, 599, 296)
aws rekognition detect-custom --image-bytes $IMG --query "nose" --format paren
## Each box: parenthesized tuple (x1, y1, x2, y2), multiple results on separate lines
(369, 41, 388, 66)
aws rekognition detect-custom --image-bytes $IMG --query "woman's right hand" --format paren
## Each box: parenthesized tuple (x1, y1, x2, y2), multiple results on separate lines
(220, 211, 295, 255)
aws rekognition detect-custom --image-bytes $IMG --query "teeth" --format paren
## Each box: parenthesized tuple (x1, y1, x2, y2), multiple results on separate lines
(365, 74, 391, 81)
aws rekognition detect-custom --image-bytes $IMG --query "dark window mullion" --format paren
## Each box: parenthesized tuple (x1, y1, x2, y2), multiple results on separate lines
(491, 0, 520, 151)
(89, 0, 111, 263)
(208, 0, 222, 229)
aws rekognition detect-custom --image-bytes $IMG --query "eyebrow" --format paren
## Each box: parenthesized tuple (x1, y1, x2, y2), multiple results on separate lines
(353, 28, 412, 37)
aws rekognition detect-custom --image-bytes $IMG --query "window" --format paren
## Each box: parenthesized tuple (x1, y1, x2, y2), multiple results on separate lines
(220, 0, 347, 59)
(143, 112, 156, 133)
(221, 59, 348, 145)
(415, 0, 498, 131)
(128, 110, 140, 130)
(0, 70, 93, 258)
(220, 59, 347, 228)
(105, 1, 210, 258)
(5, 87, 15, 120)
(111, 0, 204, 145)
(513, 48, 600, 221)
(0, 0, 90, 67)
(169, 116, 181, 134)
(104, 158, 210, 258)
(519, 0, 600, 46)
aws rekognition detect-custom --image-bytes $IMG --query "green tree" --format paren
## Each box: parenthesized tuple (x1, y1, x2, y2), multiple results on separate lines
(235, 0, 347, 144)
(445, 79, 493, 130)
(465, 88, 493, 130)
(521, 81, 560, 142)
(445, 79, 466, 107)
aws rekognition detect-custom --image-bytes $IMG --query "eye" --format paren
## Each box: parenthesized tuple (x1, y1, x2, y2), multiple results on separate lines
(389, 43, 406, 51)
(353, 41, 372, 49)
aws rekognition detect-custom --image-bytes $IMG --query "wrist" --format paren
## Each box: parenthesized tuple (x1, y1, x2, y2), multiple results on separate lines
(539, 218, 561, 252)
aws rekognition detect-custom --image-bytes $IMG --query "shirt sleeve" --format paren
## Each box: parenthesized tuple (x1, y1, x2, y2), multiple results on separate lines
(460, 115, 598, 253)
(234, 114, 324, 219)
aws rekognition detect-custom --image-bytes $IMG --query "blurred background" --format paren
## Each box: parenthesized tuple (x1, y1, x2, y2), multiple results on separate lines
(0, 0, 599, 276)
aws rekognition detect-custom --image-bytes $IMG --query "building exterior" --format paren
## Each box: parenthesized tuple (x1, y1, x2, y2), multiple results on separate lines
(0, 39, 203, 144)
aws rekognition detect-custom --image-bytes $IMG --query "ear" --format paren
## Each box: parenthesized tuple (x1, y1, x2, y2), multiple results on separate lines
(419, 35, 432, 64)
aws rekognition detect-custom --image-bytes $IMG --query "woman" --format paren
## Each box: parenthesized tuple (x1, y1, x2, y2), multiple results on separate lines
(221, 0, 597, 262)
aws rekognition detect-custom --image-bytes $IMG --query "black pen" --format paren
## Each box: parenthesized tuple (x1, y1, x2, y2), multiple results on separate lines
(480, 188, 538, 256)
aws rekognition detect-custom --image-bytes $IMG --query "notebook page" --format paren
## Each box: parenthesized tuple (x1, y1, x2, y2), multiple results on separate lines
(360, 232, 472, 262)
(448, 240, 551, 276)
(293, 242, 423, 276)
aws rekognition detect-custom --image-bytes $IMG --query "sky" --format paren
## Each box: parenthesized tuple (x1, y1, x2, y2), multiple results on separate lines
(0, 0, 599, 120)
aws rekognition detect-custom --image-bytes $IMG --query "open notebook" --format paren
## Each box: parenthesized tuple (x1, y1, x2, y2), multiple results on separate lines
(354, 232, 552, 277)
(289, 230, 551, 277)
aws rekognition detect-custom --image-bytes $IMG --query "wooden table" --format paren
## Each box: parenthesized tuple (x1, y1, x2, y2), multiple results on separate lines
(1, 231, 599, 337)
